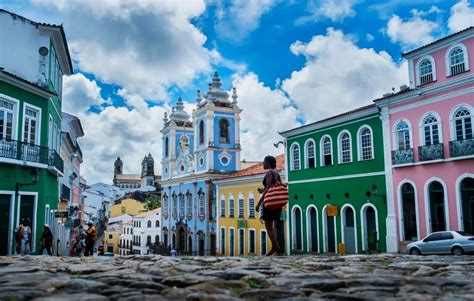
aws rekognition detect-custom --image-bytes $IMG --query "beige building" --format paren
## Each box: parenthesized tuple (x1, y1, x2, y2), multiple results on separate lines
(109, 198, 146, 218)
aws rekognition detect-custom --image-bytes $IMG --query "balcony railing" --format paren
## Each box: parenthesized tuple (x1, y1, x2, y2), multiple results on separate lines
(450, 138, 474, 158)
(418, 143, 444, 161)
(48, 150, 64, 173)
(392, 148, 414, 165)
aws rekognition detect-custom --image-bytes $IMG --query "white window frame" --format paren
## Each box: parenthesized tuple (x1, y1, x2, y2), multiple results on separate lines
(0, 94, 19, 141)
(304, 138, 316, 168)
(320, 135, 333, 166)
(418, 111, 443, 146)
(21, 104, 41, 146)
(393, 119, 413, 151)
(259, 229, 268, 256)
(445, 43, 470, 76)
(238, 193, 244, 218)
(449, 104, 473, 141)
(220, 196, 226, 217)
(229, 227, 235, 256)
(229, 194, 235, 218)
(357, 125, 374, 161)
(220, 227, 226, 255)
(16, 192, 38, 252)
(238, 228, 245, 256)
(415, 55, 436, 86)
(290, 142, 301, 170)
(337, 130, 352, 164)
(248, 192, 255, 218)
(248, 228, 256, 255)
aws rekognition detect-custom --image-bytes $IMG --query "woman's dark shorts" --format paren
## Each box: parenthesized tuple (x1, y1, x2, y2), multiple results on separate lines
(262, 206, 282, 221)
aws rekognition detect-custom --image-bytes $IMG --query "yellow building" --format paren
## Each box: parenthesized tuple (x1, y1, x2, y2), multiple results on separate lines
(109, 198, 145, 218)
(104, 223, 122, 254)
(216, 155, 286, 256)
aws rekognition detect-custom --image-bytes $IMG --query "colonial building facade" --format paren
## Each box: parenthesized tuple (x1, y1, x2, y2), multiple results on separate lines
(216, 155, 285, 256)
(113, 154, 160, 192)
(375, 27, 474, 251)
(0, 9, 73, 255)
(281, 105, 391, 254)
(161, 72, 242, 255)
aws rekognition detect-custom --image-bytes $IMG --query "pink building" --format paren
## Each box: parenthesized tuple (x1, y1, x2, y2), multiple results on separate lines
(376, 27, 474, 252)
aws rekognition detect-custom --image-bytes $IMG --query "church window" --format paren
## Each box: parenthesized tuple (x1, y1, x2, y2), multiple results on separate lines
(198, 190, 205, 218)
(179, 193, 185, 219)
(219, 119, 230, 144)
(186, 191, 193, 219)
(172, 193, 177, 219)
(199, 120, 204, 144)
(165, 137, 169, 157)
(163, 194, 169, 219)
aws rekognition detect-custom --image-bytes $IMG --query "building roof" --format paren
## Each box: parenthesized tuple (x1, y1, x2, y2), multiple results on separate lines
(0, 9, 73, 74)
(115, 174, 141, 181)
(134, 208, 161, 218)
(225, 155, 285, 179)
(279, 104, 377, 137)
(402, 26, 474, 58)
(240, 160, 260, 170)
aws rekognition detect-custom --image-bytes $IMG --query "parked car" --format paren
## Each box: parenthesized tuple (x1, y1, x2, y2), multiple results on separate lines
(407, 231, 474, 255)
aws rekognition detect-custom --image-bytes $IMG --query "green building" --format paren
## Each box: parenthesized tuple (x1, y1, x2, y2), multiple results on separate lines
(0, 9, 73, 255)
(280, 104, 388, 254)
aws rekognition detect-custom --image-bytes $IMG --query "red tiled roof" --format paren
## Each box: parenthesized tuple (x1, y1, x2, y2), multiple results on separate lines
(225, 155, 285, 179)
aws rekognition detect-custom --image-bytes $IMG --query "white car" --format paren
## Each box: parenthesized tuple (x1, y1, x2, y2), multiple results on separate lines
(407, 231, 474, 255)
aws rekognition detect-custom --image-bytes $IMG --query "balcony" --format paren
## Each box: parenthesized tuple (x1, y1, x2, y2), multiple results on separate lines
(48, 150, 64, 173)
(392, 148, 414, 165)
(450, 138, 474, 158)
(61, 184, 71, 201)
(418, 143, 444, 161)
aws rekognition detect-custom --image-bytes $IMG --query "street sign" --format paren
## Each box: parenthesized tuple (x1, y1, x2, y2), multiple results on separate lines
(54, 211, 68, 218)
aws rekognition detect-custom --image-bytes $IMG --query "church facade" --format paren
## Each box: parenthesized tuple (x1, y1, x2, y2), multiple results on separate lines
(113, 154, 160, 192)
(161, 72, 242, 255)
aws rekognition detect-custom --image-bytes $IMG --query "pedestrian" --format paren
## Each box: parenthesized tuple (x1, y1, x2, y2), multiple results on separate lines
(38, 224, 53, 255)
(20, 219, 32, 255)
(256, 156, 285, 256)
(84, 222, 97, 256)
(72, 226, 85, 257)
(14, 219, 24, 254)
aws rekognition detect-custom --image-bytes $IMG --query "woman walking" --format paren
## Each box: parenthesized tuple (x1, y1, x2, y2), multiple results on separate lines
(256, 156, 285, 256)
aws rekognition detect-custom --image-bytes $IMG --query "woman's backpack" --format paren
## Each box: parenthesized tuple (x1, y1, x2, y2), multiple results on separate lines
(263, 170, 288, 209)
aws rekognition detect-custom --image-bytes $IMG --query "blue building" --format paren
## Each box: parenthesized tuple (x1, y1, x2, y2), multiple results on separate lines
(161, 72, 242, 255)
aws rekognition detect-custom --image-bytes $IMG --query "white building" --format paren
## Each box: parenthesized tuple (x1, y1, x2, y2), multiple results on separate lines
(119, 221, 133, 256)
(131, 208, 161, 255)
(82, 182, 124, 222)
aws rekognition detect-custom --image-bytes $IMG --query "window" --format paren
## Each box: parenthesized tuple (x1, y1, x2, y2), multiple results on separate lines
(179, 193, 185, 219)
(395, 121, 411, 150)
(422, 115, 440, 145)
(418, 58, 434, 85)
(199, 120, 204, 144)
(49, 46, 63, 98)
(454, 108, 472, 140)
(220, 198, 226, 217)
(147, 221, 151, 228)
(172, 193, 177, 219)
(155, 220, 159, 227)
(291, 143, 300, 170)
(260, 231, 267, 255)
(198, 191, 205, 217)
(0, 99, 14, 140)
(321, 136, 333, 166)
(147, 235, 151, 245)
(248, 229, 255, 254)
(109, 234, 113, 239)
(23, 107, 39, 145)
(165, 137, 169, 158)
(220, 228, 226, 255)
(121, 206, 126, 214)
(219, 119, 230, 144)
(186, 192, 192, 219)
(248, 198, 255, 218)
(305, 140, 315, 168)
(239, 229, 244, 255)
(449, 47, 466, 75)
(238, 198, 244, 218)
(229, 199, 235, 217)
(359, 127, 373, 160)
(155, 235, 159, 243)
(339, 132, 351, 163)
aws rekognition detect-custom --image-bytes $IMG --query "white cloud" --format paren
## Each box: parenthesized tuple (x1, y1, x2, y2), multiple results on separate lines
(231, 73, 300, 161)
(385, 12, 440, 49)
(282, 28, 408, 124)
(295, 0, 358, 25)
(214, 0, 276, 43)
(448, 0, 474, 33)
(34, 0, 213, 100)
(62, 74, 109, 114)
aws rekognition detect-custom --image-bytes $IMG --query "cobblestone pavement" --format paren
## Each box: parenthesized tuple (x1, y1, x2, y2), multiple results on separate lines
(1, 254, 474, 300)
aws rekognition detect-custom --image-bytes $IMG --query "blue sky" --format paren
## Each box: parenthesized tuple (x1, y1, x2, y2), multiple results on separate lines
(1, 0, 473, 183)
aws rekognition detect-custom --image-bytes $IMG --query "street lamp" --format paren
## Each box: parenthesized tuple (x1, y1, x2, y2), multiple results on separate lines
(15, 168, 40, 196)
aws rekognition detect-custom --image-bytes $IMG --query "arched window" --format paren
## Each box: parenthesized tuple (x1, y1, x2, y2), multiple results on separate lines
(163, 193, 169, 219)
(198, 190, 205, 218)
(179, 193, 185, 219)
(454, 108, 472, 141)
(147, 235, 152, 245)
(229, 198, 235, 218)
(147, 220, 151, 228)
(422, 115, 440, 145)
(305, 140, 315, 168)
(339, 132, 351, 163)
(172, 193, 178, 219)
(291, 143, 300, 170)
(359, 127, 373, 160)
(219, 119, 230, 144)
(449, 47, 466, 75)
(165, 137, 169, 157)
(186, 192, 193, 219)
(220, 198, 226, 217)
(155, 235, 159, 244)
(418, 58, 434, 85)
(321, 136, 333, 166)
(199, 120, 204, 144)
(155, 220, 159, 227)
(395, 121, 411, 150)
(248, 197, 255, 218)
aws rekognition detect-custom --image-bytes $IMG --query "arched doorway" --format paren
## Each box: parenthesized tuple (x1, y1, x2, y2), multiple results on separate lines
(172, 234, 176, 249)
(188, 236, 193, 254)
(210, 233, 216, 255)
(306, 206, 318, 253)
(361, 205, 378, 252)
(292, 206, 302, 252)
(401, 183, 418, 241)
(428, 181, 446, 232)
(163, 229, 168, 247)
(323, 205, 337, 253)
(461, 177, 474, 234)
(198, 232, 205, 256)
(229, 228, 235, 256)
(178, 227, 186, 253)
(341, 205, 356, 254)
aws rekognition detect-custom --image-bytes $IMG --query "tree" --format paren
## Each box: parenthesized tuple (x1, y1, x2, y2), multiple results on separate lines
(144, 195, 160, 211)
